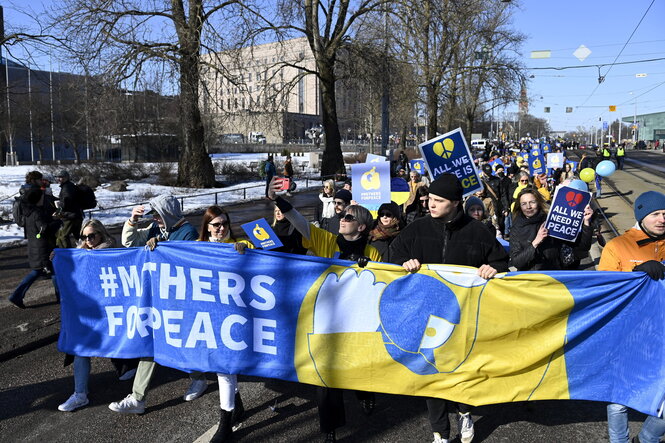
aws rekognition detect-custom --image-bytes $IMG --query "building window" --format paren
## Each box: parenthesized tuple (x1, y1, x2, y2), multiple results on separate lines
(249, 86, 253, 93)
(248, 73, 252, 82)
(234, 98, 238, 109)
(227, 98, 231, 109)
(242, 97, 245, 108)
(299, 75, 305, 114)
(257, 72, 261, 81)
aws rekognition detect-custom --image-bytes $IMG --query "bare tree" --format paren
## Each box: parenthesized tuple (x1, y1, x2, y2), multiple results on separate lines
(47, 0, 253, 187)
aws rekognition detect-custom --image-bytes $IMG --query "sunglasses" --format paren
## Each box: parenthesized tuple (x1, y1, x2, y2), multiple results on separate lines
(519, 179, 529, 183)
(83, 233, 97, 241)
(208, 221, 229, 229)
(341, 213, 357, 222)
(334, 200, 347, 206)
(379, 211, 394, 218)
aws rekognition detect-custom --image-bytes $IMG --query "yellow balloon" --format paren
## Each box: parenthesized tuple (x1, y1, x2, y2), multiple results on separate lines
(580, 168, 595, 183)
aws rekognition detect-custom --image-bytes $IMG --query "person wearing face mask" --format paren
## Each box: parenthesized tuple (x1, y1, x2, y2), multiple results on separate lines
(196, 206, 254, 443)
(57, 220, 139, 412)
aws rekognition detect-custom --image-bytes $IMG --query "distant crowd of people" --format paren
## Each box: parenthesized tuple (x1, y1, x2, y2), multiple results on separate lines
(8, 145, 665, 443)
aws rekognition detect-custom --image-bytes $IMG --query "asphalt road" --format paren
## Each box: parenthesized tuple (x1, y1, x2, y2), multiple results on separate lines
(1, 157, 662, 442)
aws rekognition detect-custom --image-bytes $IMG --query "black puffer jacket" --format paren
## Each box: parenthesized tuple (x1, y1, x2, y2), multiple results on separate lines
(22, 200, 61, 270)
(58, 180, 83, 220)
(389, 209, 509, 270)
(509, 210, 593, 271)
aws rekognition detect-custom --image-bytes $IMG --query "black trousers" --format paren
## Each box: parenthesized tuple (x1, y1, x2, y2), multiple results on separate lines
(316, 387, 374, 433)
(426, 398, 472, 438)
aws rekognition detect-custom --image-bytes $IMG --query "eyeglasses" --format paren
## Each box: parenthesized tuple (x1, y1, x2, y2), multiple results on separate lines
(341, 213, 357, 222)
(83, 233, 97, 241)
(379, 211, 394, 218)
(334, 200, 347, 206)
(208, 221, 229, 229)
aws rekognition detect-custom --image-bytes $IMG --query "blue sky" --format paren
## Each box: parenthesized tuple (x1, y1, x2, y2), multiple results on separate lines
(4, 1, 664, 133)
(511, 0, 665, 132)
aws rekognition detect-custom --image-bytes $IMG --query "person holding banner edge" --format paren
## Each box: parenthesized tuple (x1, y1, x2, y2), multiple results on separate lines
(109, 195, 202, 415)
(388, 173, 510, 443)
(267, 176, 381, 443)
(598, 191, 665, 443)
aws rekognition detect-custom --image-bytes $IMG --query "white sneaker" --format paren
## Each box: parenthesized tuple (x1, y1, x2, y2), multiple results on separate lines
(183, 378, 207, 401)
(458, 412, 475, 443)
(432, 432, 449, 443)
(58, 392, 89, 412)
(118, 368, 137, 381)
(108, 394, 145, 414)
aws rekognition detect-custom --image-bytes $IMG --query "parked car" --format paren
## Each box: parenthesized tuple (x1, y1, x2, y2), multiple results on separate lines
(221, 133, 245, 144)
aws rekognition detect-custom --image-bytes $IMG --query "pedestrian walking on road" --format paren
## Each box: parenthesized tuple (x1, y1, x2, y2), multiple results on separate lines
(54, 170, 84, 249)
(615, 144, 626, 170)
(264, 155, 276, 198)
(9, 186, 61, 309)
(598, 191, 665, 443)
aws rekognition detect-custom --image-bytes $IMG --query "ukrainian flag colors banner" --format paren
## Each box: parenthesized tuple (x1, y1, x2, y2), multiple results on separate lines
(54, 242, 665, 416)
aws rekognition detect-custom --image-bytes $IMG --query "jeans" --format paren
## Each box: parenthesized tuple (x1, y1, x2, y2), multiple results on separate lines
(607, 403, 629, 443)
(10, 269, 42, 303)
(638, 415, 665, 443)
(74, 356, 91, 394)
(504, 213, 512, 237)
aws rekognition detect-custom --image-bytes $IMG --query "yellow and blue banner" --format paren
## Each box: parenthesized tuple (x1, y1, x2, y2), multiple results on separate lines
(410, 159, 426, 175)
(528, 146, 546, 175)
(418, 128, 482, 197)
(54, 243, 665, 416)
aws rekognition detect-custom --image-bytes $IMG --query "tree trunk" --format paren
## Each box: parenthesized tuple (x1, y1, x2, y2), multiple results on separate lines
(426, 83, 438, 139)
(318, 64, 344, 176)
(176, 50, 215, 188)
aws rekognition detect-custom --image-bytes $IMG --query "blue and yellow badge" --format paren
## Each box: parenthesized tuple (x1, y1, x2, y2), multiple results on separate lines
(352, 161, 391, 207)
(241, 218, 283, 250)
(410, 159, 426, 175)
(418, 128, 482, 197)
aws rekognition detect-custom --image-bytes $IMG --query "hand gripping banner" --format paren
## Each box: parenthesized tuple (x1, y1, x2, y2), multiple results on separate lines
(54, 242, 665, 416)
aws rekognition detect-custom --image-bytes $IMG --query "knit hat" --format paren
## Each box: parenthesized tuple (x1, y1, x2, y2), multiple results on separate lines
(428, 173, 464, 202)
(482, 164, 493, 175)
(334, 189, 353, 204)
(378, 201, 401, 219)
(464, 196, 485, 216)
(634, 191, 665, 223)
(55, 169, 69, 178)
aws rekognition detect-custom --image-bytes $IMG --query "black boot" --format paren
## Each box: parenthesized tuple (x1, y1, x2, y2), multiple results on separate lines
(231, 391, 244, 425)
(210, 409, 233, 443)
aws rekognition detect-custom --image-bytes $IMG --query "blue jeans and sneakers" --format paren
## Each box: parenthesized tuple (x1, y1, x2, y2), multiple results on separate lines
(58, 357, 91, 412)
(608, 403, 665, 443)
(9, 268, 60, 308)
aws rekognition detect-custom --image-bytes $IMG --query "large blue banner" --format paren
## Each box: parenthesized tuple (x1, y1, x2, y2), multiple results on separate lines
(54, 243, 665, 415)
(418, 128, 482, 197)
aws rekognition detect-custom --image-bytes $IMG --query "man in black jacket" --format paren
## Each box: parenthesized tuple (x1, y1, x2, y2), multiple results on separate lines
(54, 169, 83, 248)
(389, 173, 509, 443)
(479, 164, 507, 236)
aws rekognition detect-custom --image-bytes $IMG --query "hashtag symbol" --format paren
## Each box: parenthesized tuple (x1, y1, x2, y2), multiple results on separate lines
(99, 267, 119, 298)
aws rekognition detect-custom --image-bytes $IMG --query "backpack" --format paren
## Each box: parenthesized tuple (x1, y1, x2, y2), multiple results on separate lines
(12, 197, 25, 227)
(77, 184, 97, 210)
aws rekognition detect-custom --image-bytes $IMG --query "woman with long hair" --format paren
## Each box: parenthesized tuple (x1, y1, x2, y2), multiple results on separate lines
(58, 219, 139, 412)
(271, 205, 307, 255)
(197, 206, 253, 443)
(314, 179, 336, 227)
(509, 187, 593, 271)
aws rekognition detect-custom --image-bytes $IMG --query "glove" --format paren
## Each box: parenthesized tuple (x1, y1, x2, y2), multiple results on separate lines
(633, 260, 665, 280)
(356, 256, 370, 268)
(146, 236, 160, 251)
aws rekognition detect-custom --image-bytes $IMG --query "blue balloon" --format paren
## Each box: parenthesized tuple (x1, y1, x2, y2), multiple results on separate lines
(596, 160, 616, 177)
(568, 179, 588, 192)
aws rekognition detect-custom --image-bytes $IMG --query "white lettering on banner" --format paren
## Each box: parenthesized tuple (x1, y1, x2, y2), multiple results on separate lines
(163, 310, 183, 347)
(160, 264, 186, 300)
(249, 276, 276, 310)
(218, 272, 246, 307)
(118, 266, 142, 298)
(221, 314, 248, 350)
(185, 312, 217, 348)
(254, 318, 277, 355)
(191, 268, 215, 302)
(103, 306, 278, 355)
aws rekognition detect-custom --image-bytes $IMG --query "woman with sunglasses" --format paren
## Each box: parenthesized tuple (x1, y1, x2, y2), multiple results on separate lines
(267, 177, 381, 443)
(509, 188, 593, 271)
(509, 171, 531, 212)
(58, 219, 139, 412)
(368, 202, 402, 261)
(196, 206, 253, 443)
(314, 179, 336, 228)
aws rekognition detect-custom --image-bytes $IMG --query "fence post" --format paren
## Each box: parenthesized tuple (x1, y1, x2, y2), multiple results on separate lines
(243, 188, 246, 200)
(180, 198, 184, 211)
(215, 192, 218, 206)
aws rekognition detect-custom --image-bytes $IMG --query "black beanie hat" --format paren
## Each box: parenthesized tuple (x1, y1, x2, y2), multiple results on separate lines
(428, 173, 463, 201)
(334, 189, 353, 204)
